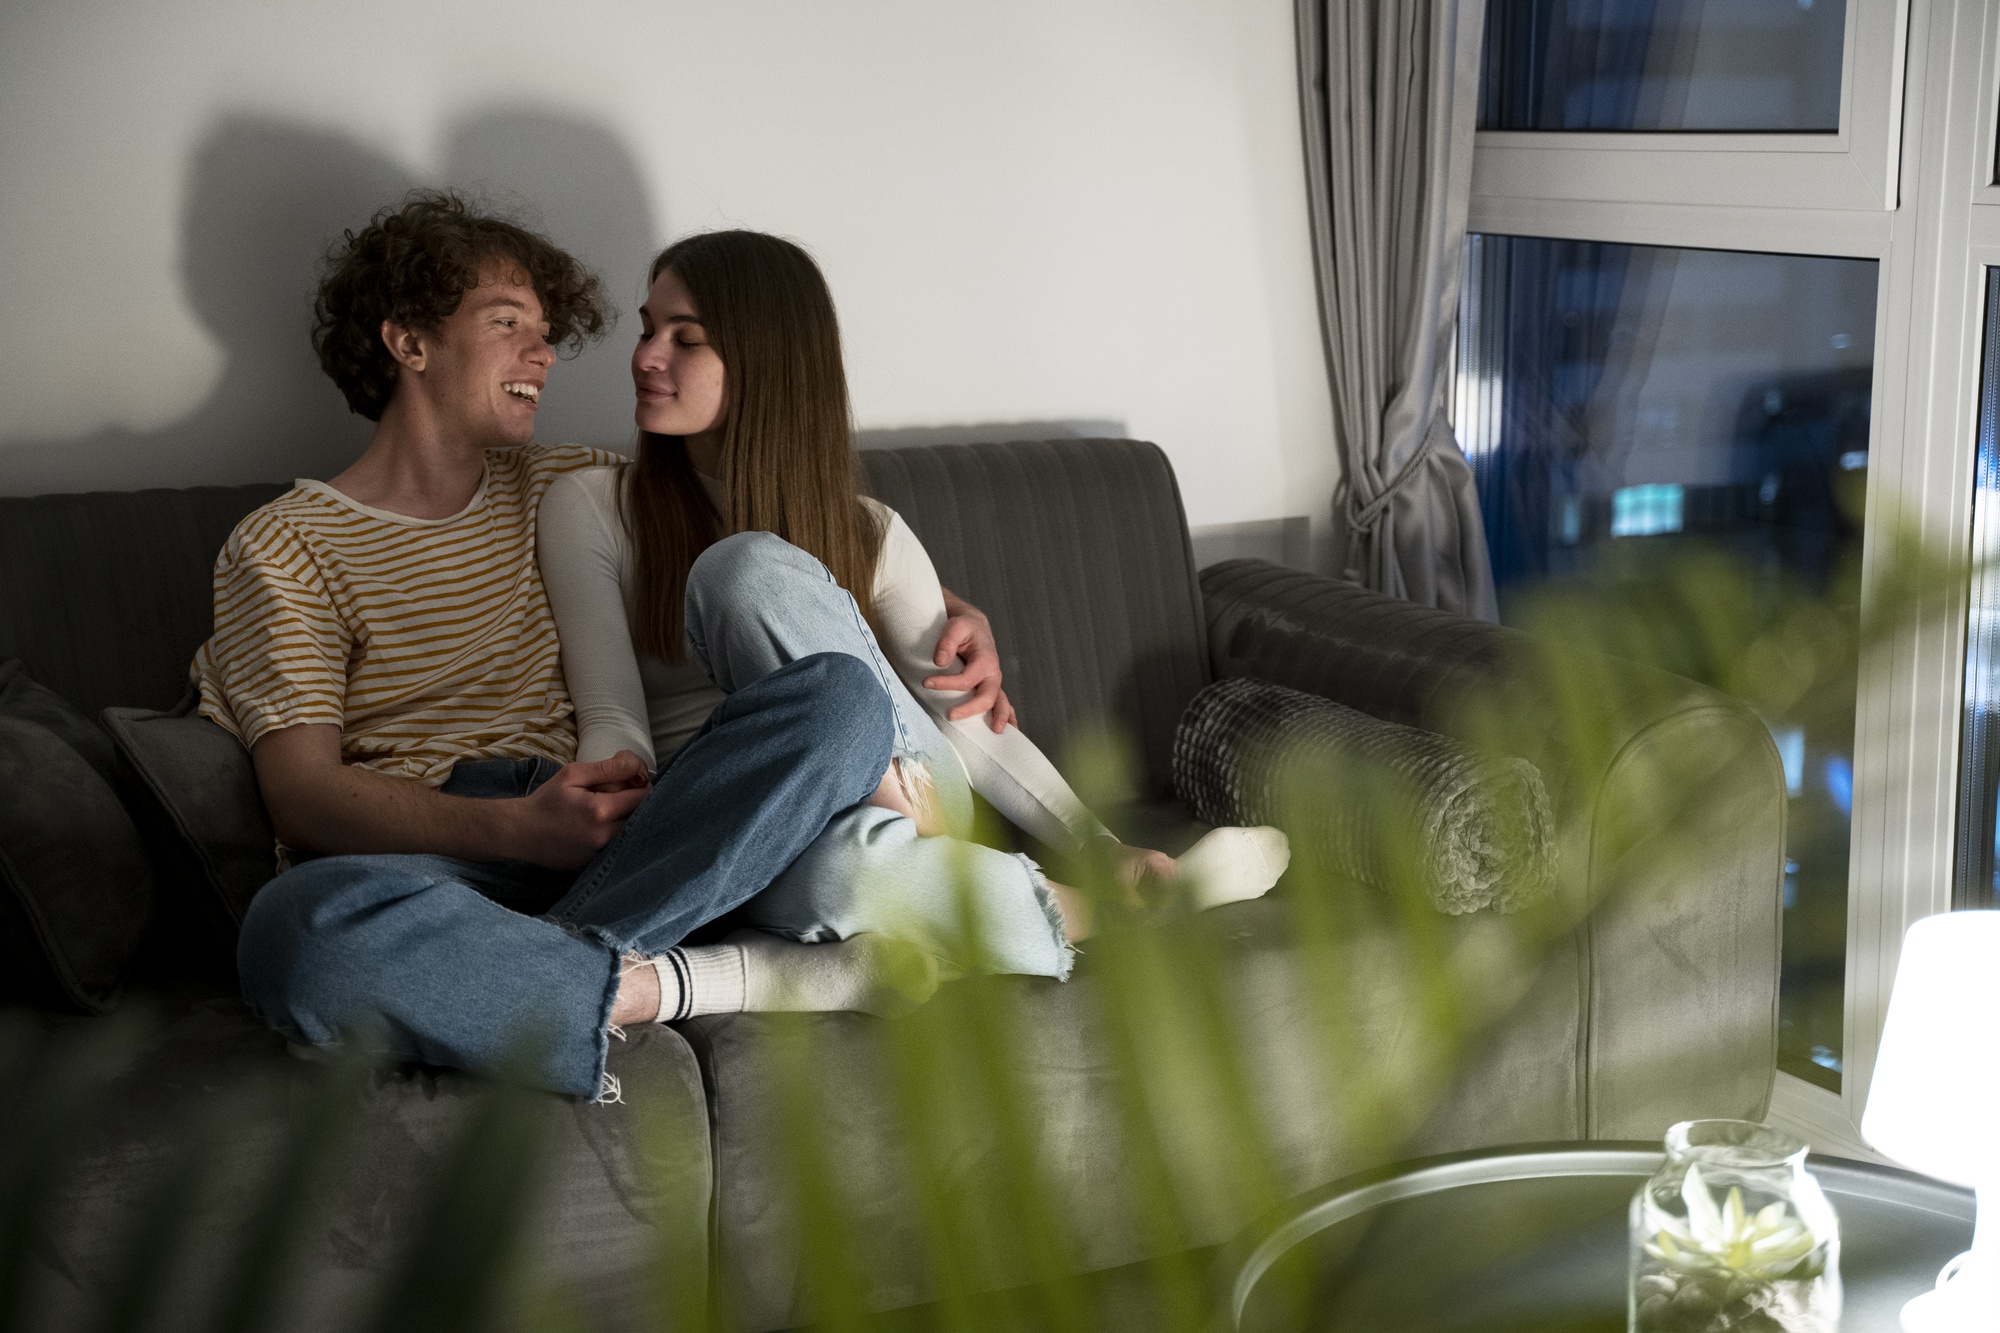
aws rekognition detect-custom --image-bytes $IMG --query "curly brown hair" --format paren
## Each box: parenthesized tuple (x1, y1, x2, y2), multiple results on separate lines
(311, 191, 612, 420)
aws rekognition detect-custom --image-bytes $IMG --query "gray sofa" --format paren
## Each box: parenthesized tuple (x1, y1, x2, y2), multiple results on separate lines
(0, 438, 1783, 1331)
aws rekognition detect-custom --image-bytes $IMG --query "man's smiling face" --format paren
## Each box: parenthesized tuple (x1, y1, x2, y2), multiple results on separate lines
(398, 260, 556, 450)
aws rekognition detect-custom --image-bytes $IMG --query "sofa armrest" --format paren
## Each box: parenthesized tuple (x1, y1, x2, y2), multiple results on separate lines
(1201, 559, 1516, 732)
(1199, 559, 1785, 1133)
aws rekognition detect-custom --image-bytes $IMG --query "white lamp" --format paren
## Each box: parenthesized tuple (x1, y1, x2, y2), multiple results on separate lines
(1861, 910, 2000, 1332)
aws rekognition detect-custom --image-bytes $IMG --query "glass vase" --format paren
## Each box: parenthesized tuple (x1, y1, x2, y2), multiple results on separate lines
(1628, 1119, 1841, 1333)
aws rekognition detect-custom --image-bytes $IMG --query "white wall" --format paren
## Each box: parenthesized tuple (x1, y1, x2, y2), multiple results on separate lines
(0, 0, 1335, 547)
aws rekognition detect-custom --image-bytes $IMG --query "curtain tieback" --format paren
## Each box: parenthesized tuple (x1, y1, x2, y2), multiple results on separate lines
(1342, 417, 1442, 535)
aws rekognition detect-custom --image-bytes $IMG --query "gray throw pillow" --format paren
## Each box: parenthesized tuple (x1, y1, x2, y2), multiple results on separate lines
(1173, 676, 1556, 915)
(0, 658, 141, 803)
(102, 701, 278, 932)
(0, 711, 154, 1012)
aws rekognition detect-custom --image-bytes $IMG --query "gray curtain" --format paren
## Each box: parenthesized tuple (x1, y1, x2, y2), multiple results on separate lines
(1297, 0, 1497, 620)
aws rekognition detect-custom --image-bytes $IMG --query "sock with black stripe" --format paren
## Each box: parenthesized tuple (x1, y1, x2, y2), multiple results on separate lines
(624, 944, 748, 1023)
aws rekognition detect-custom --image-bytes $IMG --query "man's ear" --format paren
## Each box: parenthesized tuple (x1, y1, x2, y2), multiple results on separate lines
(380, 319, 428, 373)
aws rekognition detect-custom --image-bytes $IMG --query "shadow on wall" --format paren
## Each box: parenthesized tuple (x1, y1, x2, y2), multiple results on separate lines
(1, 108, 1149, 501)
(0, 107, 662, 498)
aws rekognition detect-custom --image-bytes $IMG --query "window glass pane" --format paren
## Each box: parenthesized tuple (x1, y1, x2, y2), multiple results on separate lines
(1456, 234, 1877, 1091)
(1956, 269, 2000, 907)
(1479, 0, 1847, 132)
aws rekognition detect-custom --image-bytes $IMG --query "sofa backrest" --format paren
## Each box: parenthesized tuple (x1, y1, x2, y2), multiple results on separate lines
(0, 484, 289, 718)
(0, 438, 1210, 792)
(864, 440, 1210, 795)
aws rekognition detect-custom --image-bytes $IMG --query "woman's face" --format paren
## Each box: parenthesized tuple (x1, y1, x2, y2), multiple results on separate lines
(632, 267, 726, 441)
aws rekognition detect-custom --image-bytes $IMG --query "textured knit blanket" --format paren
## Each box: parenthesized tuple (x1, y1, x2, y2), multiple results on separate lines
(1172, 677, 1556, 915)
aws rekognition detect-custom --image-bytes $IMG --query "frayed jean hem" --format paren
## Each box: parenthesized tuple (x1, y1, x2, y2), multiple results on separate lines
(1016, 852, 1076, 983)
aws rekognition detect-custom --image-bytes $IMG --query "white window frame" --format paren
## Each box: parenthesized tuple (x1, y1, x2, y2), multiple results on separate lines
(1466, 0, 1996, 1158)
(1472, 0, 1910, 213)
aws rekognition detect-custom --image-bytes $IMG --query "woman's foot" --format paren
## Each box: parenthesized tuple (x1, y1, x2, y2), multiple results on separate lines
(1176, 826, 1290, 910)
(867, 757, 948, 836)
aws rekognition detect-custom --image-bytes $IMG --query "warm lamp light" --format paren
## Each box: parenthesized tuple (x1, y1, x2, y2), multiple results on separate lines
(1861, 910, 2000, 1332)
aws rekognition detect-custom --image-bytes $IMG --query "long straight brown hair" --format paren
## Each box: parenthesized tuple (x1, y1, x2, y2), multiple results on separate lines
(621, 231, 883, 662)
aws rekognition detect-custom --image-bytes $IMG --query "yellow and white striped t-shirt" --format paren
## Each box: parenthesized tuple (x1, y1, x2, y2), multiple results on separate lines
(193, 443, 620, 785)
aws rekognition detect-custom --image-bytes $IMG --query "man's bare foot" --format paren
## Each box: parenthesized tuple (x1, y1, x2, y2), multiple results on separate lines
(866, 757, 948, 836)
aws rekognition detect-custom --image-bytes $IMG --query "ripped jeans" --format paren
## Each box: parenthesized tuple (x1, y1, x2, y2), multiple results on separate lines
(687, 532, 1071, 984)
(239, 660, 892, 1097)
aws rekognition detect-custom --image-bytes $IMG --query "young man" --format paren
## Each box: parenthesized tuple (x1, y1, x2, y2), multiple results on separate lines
(197, 193, 1014, 1100)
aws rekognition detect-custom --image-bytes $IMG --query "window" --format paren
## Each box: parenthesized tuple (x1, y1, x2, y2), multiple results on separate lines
(1463, 0, 2000, 1153)
(1956, 269, 2000, 908)
(1471, 0, 1905, 213)
(1480, 0, 1847, 133)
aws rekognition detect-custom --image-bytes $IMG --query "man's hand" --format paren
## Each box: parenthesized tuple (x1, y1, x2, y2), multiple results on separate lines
(510, 752, 650, 871)
(926, 588, 1016, 732)
(251, 725, 651, 871)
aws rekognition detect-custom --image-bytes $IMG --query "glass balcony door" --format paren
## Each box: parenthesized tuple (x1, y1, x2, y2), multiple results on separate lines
(1456, 234, 1878, 1091)
(1466, 0, 2000, 1154)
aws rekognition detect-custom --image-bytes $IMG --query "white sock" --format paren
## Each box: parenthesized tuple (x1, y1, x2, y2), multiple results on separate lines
(730, 929, 939, 1017)
(1176, 826, 1290, 911)
(628, 944, 748, 1023)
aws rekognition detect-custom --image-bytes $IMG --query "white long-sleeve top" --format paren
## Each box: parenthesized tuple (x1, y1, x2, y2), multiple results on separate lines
(536, 465, 1107, 852)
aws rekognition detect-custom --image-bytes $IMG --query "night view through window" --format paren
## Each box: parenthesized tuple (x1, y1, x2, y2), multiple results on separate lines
(1455, 234, 1877, 1090)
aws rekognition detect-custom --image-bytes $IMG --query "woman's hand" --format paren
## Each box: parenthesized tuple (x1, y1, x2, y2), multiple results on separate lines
(926, 588, 1017, 732)
(1101, 838, 1178, 908)
(583, 750, 653, 793)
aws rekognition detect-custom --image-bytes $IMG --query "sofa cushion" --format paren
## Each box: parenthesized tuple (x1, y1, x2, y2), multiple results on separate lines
(101, 702, 277, 935)
(683, 897, 1593, 1331)
(0, 713, 153, 1012)
(862, 441, 1211, 799)
(1173, 677, 1556, 915)
(16, 1001, 713, 1332)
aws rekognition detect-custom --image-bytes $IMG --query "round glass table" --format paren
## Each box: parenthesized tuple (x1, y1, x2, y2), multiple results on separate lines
(1222, 1144, 1974, 1333)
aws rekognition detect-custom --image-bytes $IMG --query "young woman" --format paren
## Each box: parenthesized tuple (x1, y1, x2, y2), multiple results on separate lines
(538, 230, 1287, 1000)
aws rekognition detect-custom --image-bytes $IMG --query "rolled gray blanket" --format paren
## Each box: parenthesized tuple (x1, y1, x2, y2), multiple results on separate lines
(1172, 677, 1555, 915)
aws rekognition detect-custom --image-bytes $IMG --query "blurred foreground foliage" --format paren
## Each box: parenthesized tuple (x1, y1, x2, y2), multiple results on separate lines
(0, 522, 1960, 1333)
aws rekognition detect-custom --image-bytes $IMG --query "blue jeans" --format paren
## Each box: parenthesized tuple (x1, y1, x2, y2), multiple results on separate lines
(237, 644, 893, 1099)
(686, 533, 1070, 981)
